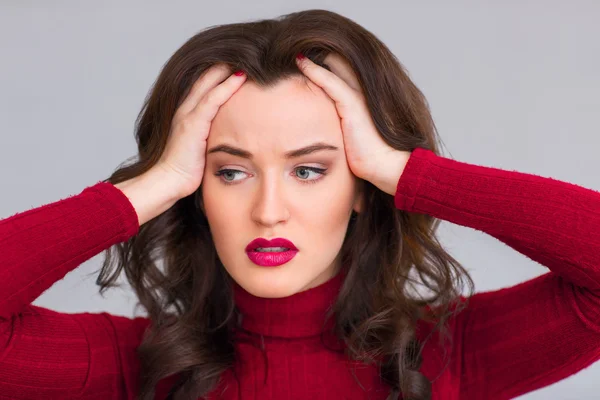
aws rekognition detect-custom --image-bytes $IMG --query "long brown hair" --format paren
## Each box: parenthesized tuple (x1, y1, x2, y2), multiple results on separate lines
(98, 9, 474, 400)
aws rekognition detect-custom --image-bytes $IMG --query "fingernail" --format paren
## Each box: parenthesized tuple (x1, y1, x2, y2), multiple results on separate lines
(234, 70, 245, 76)
(296, 53, 305, 60)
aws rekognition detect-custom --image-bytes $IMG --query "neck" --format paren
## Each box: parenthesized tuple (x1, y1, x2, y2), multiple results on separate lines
(232, 270, 346, 338)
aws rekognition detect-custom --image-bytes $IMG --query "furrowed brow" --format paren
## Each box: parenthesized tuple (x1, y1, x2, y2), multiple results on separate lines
(207, 142, 339, 159)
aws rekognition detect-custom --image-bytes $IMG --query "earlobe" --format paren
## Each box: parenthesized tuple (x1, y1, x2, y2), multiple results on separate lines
(353, 199, 363, 214)
(352, 195, 362, 214)
(195, 193, 206, 214)
(353, 179, 365, 214)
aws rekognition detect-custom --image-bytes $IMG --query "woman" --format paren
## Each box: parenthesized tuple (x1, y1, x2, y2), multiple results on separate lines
(1, 8, 599, 400)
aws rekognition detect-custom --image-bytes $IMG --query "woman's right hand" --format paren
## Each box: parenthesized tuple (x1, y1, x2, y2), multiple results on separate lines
(115, 65, 246, 226)
(155, 64, 247, 199)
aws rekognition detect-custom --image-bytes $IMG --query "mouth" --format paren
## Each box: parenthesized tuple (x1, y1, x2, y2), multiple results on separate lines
(245, 237, 298, 267)
(245, 237, 298, 252)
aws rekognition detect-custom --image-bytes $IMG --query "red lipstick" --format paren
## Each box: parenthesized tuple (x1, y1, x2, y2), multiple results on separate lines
(245, 237, 298, 267)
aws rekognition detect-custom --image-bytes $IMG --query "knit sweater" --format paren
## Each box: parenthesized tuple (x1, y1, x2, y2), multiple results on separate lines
(1, 147, 599, 399)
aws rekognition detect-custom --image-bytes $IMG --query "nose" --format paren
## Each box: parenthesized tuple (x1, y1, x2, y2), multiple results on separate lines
(250, 176, 290, 227)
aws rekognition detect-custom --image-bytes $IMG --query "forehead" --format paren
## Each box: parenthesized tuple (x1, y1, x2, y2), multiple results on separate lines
(208, 76, 342, 146)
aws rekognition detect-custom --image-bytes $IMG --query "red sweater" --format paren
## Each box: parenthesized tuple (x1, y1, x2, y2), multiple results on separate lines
(1, 147, 599, 399)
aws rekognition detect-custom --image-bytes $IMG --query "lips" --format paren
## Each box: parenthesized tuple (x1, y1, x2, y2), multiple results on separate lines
(245, 237, 299, 267)
(245, 237, 298, 252)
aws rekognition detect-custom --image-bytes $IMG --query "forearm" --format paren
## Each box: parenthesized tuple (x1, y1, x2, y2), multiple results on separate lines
(394, 147, 600, 292)
(0, 181, 140, 319)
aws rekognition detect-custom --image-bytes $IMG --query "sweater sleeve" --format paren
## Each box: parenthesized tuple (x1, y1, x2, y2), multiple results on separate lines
(395, 148, 600, 399)
(0, 182, 150, 399)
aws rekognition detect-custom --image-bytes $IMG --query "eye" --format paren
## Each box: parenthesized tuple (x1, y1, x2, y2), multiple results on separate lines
(295, 166, 327, 183)
(214, 166, 327, 186)
(214, 169, 247, 184)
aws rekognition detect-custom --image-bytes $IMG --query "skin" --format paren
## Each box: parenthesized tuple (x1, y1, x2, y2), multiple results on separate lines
(201, 75, 364, 298)
(197, 53, 410, 299)
(119, 54, 408, 298)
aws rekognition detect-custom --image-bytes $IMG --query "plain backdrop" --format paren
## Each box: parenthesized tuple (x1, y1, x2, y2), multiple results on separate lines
(1, 1, 599, 398)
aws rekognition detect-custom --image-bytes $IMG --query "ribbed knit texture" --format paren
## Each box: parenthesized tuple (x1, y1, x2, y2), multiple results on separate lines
(1, 147, 599, 399)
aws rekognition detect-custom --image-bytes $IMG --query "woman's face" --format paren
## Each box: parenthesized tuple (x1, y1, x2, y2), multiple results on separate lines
(201, 76, 363, 298)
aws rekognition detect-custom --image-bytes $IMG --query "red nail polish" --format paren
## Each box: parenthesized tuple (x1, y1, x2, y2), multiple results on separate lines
(234, 70, 245, 76)
(296, 53, 305, 60)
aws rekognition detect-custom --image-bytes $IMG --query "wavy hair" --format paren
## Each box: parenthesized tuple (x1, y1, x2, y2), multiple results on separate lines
(99, 8, 475, 400)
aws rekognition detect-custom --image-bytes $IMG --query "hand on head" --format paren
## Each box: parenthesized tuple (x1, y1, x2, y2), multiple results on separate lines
(155, 65, 247, 199)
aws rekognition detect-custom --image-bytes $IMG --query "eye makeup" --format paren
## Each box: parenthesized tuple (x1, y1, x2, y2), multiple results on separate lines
(214, 166, 328, 186)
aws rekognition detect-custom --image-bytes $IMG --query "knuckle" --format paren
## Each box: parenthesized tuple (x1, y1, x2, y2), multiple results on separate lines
(213, 63, 230, 73)
(171, 114, 186, 130)
(176, 117, 194, 132)
(350, 90, 365, 104)
(204, 89, 219, 105)
(211, 64, 232, 80)
(171, 111, 183, 124)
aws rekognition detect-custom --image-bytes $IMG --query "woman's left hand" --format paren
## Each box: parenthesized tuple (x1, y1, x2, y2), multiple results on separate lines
(295, 52, 411, 196)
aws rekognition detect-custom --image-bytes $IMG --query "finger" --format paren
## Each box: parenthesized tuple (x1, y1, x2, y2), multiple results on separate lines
(296, 54, 359, 111)
(189, 71, 247, 132)
(322, 53, 362, 92)
(176, 64, 233, 116)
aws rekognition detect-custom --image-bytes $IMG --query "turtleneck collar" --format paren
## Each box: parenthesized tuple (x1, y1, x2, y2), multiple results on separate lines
(233, 271, 345, 339)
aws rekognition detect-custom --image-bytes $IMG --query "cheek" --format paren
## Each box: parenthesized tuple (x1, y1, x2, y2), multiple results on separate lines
(201, 181, 242, 236)
(298, 174, 356, 232)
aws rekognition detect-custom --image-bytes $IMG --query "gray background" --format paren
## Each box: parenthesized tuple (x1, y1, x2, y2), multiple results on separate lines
(1, 1, 599, 398)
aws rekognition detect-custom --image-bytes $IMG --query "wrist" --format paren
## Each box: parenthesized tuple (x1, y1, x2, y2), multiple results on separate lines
(115, 167, 182, 226)
(372, 150, 409, 197)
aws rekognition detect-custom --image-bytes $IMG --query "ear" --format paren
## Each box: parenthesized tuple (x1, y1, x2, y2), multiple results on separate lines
(352, 178, 365, 214)
(195, 191, 206, 214)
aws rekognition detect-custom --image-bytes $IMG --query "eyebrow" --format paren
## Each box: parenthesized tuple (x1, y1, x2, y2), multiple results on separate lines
(207, 142, 339, 159)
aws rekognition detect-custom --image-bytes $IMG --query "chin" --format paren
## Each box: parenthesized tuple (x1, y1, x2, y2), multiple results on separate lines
(224, 252, 338, 299)
(247, 285, 296, 299)
(244, 273, 306, 298)
(229, 263, 314, 299)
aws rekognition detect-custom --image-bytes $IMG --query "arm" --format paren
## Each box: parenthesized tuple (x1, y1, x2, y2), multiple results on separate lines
(1, 182, 138, 320)
(0, 307, 150, 399)
(393, 148, 600, 399)
(0, 167, 180, 398)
